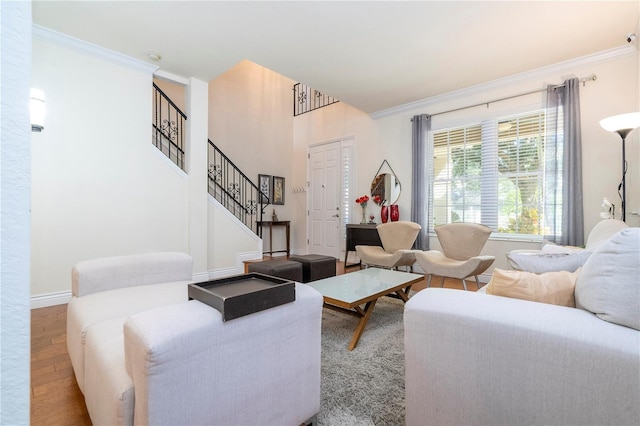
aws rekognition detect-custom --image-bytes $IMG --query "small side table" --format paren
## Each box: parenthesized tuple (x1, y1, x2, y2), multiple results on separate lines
(345, 224, 382, 267)
(257, 221, 291, 256)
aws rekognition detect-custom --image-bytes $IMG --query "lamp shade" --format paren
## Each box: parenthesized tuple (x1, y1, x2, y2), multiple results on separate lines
(599, 112, 640, 134)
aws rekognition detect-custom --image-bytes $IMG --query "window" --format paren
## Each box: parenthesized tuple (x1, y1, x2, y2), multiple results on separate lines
(432, 110, 549, 237)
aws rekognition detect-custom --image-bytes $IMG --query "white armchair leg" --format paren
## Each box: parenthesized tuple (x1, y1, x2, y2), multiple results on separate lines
(474, 275, 482, 290)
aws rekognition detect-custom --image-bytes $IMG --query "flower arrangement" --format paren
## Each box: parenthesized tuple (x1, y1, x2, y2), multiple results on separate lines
(355, 195, 369, 224)
(373, 195, 382, 205)
(355, 195, 370, 207)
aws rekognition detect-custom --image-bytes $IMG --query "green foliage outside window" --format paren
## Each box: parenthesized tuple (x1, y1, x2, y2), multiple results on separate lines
(435, 112, 545, 235)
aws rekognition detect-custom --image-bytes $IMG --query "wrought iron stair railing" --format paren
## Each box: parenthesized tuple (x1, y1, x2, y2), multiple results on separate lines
(208, 140, 267, 235)
(293, 83, 339, 116)
(153, 83, 186, 170)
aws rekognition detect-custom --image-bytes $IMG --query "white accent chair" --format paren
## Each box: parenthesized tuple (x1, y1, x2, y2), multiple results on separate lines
(414, 222, 495, 291)
(355, 221, 421, 271)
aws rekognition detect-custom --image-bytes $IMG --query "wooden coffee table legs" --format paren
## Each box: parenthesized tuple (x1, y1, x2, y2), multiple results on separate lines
(322, 285, 412, 351)
(348, 299, 377, 351)
(394, 287, 411, 302)
(323, 300, 378, 351)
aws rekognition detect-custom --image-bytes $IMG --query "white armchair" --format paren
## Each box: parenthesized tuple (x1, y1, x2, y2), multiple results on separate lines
(415, 223, 495, 291)
(355, 221, 421, 270)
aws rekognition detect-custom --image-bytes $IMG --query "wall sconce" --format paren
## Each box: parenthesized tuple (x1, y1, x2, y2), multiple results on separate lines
(30, 88, 45, 132)
(599, 112, 640, 222)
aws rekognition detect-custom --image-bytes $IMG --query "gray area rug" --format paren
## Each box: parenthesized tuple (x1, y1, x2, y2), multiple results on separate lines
(318, 296, 405, 425)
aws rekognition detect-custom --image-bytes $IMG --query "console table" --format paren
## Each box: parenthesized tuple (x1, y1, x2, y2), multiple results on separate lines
(344, 224, 382, 267)
(257, 221, 291, 256)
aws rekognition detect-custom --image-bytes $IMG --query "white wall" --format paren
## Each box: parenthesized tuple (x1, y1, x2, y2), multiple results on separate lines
(153, 77, 186, 113)
(580, 51, 639, 227)
(293, 102, 380, 253)
(30, 31, 285, 301)
(1, 2, 32, 422)
(375, 47, 639, 232)
(208, 60, 296, 254)
(293, 46, 640, 274)
(208, 196, 261, 272)
(31, 30, 191, 298)
(29, 26, 639, 298)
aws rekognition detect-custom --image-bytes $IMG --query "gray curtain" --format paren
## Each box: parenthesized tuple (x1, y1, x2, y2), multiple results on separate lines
(411, 114, 432, 250)
(545, 77, 584, 246)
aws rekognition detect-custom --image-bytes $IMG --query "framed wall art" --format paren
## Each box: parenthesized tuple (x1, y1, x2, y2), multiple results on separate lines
(258, 174, 272, 204)
(272, 176, 285, 205)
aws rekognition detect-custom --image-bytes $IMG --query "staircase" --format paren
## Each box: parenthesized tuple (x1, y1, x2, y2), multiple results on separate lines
(207, 140, 267, 235)
(293, 83, 339, 116)
(152, 83, 266, 235)
(152, 83, 186, 170)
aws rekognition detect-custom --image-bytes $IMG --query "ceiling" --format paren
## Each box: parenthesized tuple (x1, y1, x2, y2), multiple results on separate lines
(33, 1, 640, 114)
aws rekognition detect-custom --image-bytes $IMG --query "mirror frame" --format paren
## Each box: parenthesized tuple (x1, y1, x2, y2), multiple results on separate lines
(370, 160, 401, 206)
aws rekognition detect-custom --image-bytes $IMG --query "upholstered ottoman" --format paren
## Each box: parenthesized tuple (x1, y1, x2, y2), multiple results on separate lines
(289, 254, 336, 283)
(248, 259, 303, 282)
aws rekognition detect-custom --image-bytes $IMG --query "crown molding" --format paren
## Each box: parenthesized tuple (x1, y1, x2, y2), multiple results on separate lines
(32, 24, 158, 74)
(370, 45, 638, 120)
(153, 69, 190, 86)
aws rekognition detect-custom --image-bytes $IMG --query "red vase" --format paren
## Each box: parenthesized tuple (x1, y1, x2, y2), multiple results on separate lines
(381, 205, 389, 223)
(390, 204, 399, 222)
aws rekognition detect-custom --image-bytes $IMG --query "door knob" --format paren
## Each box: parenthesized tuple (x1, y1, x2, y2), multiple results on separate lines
(332, 214, 340, 218)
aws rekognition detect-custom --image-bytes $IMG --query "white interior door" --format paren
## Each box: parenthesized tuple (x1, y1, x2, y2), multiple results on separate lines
(308, 142, 341, 258)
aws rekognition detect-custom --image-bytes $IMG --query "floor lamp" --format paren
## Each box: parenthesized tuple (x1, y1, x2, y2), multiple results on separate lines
(599, 112, 640, 222)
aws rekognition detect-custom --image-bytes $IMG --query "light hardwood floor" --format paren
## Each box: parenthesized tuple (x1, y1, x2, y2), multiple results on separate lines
(30, 261, 471, 425)
(31, 303, 92, 425)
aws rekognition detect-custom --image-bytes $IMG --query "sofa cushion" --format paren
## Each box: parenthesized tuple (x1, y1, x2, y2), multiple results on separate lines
(575, 228, 640, 330)
(84, 317, 134, 426)
(584, 219, 628, 251)
(486, 268, 579, 307)
(72, 251, 193, 297)
(505, 220, 628, 273)
(540, 243, 585, 254)
(506, 251, 591, 273)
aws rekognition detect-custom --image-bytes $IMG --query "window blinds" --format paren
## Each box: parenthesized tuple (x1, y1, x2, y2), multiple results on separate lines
(431, 110, 546, 236)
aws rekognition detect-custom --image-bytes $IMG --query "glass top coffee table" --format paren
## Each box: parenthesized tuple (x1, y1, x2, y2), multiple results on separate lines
(307, 268, 424, 351)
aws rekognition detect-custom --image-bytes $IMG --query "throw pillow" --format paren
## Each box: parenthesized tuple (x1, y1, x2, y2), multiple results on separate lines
(486, 268, 579, 307)
(540, 243, 585, 254)
(574, 228, 640, 331)
(506, 251, 591, 273)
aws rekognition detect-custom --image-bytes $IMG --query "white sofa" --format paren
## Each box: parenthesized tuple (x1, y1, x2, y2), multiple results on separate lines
(67, 252, 323, 425)
(404, 228, 640, 425)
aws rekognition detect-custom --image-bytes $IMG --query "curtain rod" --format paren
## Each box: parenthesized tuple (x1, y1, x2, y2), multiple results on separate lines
(412, 74, 597, 120)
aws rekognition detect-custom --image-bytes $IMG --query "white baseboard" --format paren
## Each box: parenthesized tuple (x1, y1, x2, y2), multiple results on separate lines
(208, 266, 239, 279)
(31, 291, 72, 309)
(30, 271, 234, 309)
(191, 271, 211, 283)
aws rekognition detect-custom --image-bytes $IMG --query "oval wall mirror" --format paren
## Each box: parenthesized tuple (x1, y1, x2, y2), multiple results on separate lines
(370, 172, 401, 205)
